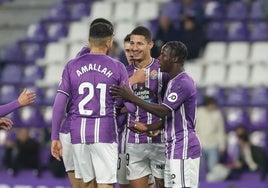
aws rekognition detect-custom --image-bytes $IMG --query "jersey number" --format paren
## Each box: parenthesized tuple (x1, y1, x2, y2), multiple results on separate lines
(78, 82, 106, 116)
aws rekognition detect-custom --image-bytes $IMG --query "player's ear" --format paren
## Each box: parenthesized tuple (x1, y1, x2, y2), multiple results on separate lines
(106, 37, 113, 49)
(148, 41, 154, 49)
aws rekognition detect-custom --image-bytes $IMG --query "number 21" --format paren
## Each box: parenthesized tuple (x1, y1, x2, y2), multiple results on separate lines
(78, 82, 106, 116)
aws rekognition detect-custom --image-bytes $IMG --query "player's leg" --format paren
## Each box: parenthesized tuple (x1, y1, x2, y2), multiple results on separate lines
(117, 153, 130, 188)
(126, 144, 152, 188)
(60, 133, 84, 187)
(168, 157, 200, 188)
(92, 143, 118, 188)
(149, 144, 165, 188)
(73, 143, 96, 187)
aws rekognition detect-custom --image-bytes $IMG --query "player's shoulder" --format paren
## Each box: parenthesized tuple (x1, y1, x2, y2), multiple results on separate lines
(173, 72, 196, 89)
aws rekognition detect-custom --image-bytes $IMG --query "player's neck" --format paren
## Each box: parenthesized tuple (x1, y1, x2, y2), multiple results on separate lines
(90, 47, 108, 54)
(169, 67, 184, 79)
(134, 56, 152, 69)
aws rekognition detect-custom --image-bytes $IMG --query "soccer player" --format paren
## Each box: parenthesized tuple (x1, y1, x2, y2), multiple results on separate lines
(51, 18, 114, 188)
(110, 41, 202, 188)
(117, 34, 154, 188)
(51, 22, 134, 188)
(0, 88, 36, 130)
(119, 26, 169, 188)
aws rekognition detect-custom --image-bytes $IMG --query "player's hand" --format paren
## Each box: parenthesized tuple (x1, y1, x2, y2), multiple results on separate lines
(146, 130, 160, 137)
(18, 89, 36, 107)
(110, 84, 134, 101)
(51, 140, 62, 161)
(132, 69, 148, 84)
(0, 117, 13, 131)
(130, 120, 148, 133)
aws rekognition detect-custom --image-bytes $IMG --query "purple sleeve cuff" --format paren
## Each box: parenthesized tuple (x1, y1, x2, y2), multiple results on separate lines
(0, 100, 20, 116)
(124, 102, 136, 113)
(51, 93, 68, 140)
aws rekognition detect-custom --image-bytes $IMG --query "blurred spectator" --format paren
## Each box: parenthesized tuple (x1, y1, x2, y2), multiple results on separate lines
(179, 16, 206, 60)
(2, 128, 41, 177)
(179, 0, 204, 26)
(226, 126, 268, 181)
(151, 15, 180, 58)
(195, 97, 226, 175)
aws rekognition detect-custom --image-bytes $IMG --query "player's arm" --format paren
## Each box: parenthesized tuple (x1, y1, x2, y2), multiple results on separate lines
(0, 88, 36, 116)
(51, 92, 68, 161)
(110, 84, 170, 118)
(129, 120, 164, 133)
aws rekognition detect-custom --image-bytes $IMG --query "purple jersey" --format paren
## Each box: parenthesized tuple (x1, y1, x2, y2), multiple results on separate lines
(162, 72, 201, 159)
(58, 54, 129, 144)
(126, 58, 169, 144)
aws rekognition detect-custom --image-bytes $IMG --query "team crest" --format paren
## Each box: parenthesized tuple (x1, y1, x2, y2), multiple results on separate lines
(150, 70, 158, 79)
(167, 92, 178, 102)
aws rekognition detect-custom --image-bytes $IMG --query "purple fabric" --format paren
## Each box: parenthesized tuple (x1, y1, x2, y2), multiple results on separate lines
(0, 100, 20, 116)
(162, 72, 201, 159)
(51, 93, 68, 140)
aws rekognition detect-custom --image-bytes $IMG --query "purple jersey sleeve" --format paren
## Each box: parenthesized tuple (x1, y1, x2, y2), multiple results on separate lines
(0, 100, 20, 116)
(51, 92, 68, 140)
(57, 62, 72, 97)
(163, 79, 192, 111)
(75, 46, 90, 58)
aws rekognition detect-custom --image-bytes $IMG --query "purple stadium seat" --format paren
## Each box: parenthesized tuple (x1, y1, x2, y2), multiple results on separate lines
(47, 3, 70, 21)
(47, 23, 68, 42)
(0, 85, 19, 104)
(250, 108, 268, 131)
(206, 21, 227, 41)
(249, 22, 268, 41)
(224, 107, 251, 131)
(227, 1, 248, 20)
(227, 21, 248, 41)
(225, 87, 249, 106)
(70, 3, 90, 21)
(205, 1, 225, 20)
(19, 106, 44, 127)
(1, 64, 23, 84)
(249, 0, 264, 20)
(22, 65, 44, 84)
(197, 87, 204, 106)
(24, 43, 45, 62)
(26, 23, 47, 43)
(161, 1, 181, 22)
(43, 86, 57, 105)
(249, 86, 268, 106)
(1, 43, 24, 62)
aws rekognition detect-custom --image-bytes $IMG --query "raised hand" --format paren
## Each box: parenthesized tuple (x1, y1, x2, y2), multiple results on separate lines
(18, 89, 36, 107)
(110, 84, 134, 101)
(130, 120, 148, 133)
(131, 69, 148, 85)
(0, 117, 13, 131)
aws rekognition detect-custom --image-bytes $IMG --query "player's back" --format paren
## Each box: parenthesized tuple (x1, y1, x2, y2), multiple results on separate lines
(63, 53, 129, 144)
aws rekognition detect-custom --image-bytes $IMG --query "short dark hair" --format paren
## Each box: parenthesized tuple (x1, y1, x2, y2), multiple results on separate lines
(89, 22, 113, 38)
(90, 18, 113, 32)
(89, 18, 113, 41)
(130, 26, 152, 42)
(124, 34, 131, 43)
(165, 41, 188, 63)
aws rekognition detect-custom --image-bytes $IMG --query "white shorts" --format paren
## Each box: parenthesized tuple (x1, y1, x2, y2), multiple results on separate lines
(59, 133, 74, 172)
(117, 153, 155, 185)
(73, 142, 118, 184)
(126, 143, 165, 180)
(164, 157, 200, 188)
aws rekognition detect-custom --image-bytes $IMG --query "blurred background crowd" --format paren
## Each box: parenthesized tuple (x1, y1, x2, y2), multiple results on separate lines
(0, 0, 268, 187)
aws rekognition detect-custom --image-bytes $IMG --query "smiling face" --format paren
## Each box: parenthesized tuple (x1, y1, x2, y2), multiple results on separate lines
(130, 35, 153, 63)
(158, 44, 173, 73)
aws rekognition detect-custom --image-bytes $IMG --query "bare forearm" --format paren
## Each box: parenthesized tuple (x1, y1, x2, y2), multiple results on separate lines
(130, 96, 170, 118)
(147, 120, 164, 131)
